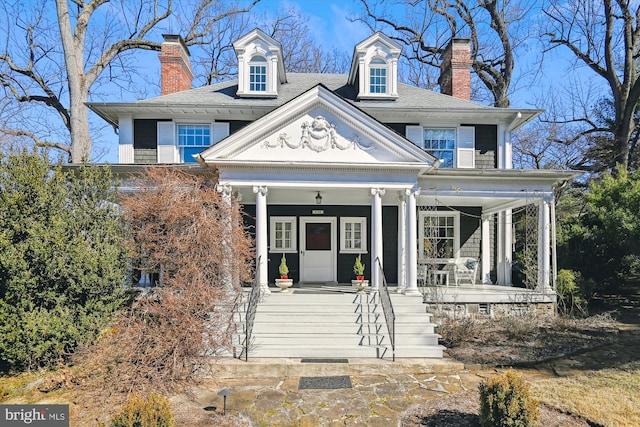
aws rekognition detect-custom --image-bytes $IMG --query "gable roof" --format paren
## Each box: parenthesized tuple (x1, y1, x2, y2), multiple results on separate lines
(197, 83, 437, 169)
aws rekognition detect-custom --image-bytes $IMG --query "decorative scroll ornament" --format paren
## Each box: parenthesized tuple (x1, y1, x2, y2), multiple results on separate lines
(263, 116, 373, 152)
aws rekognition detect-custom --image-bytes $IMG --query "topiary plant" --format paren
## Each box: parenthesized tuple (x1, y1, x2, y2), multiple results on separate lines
(110, 393, 175, 427)
(278, 253, 289, 278)
(353, 254, 365, 279)
(478, 369, 539, 427)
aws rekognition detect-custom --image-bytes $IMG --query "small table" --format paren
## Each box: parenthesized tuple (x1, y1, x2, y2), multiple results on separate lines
(430, 270, 450, 286)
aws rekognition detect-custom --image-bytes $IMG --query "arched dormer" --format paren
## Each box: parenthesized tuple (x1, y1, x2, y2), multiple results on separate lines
(348, 32, 401, 100)
(233, 29, 286, 98)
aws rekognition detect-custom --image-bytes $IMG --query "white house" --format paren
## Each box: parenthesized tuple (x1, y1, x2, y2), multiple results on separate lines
(88, 30, 578, 307)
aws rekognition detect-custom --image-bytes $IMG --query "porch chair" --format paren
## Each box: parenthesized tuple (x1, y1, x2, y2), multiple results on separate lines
(453, 257, 478, 286)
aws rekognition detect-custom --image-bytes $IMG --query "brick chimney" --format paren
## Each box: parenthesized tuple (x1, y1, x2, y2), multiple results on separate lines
(159, 34, 193, 95)
(438, 38, 472, 100)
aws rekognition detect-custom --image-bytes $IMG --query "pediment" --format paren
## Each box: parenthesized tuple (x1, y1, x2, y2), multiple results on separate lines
(199, 85, 435, 167)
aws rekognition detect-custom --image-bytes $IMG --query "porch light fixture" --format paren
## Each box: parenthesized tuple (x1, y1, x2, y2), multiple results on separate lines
(315, 192, 322, 204)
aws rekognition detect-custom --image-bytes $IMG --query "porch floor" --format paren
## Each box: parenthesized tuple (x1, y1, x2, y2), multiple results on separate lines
(266, 283, 557, 304)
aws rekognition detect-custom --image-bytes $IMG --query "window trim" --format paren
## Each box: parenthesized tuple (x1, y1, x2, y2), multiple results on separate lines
(176, 123, 211, 163)
(269, 216, 297, 253)
(368, 57, 387, 94)
(340, 217, 368, 253)
(249, 55, 267, 93)
(418, 211, 460, 261)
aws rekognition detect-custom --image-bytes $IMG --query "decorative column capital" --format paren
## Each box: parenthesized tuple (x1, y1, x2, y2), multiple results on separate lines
(252, 186, 268, 196)
(370, 188, 386, 197)
(404, 186, 420, 198)
(481, 213, 492, 221)
(542, 193, 554, 204)
(397, 190, 407, 202)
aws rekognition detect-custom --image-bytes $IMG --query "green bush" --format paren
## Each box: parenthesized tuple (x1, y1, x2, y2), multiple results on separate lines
(556, 269, 588, 316)
(479, 370, 540, 427)
(0, 150, 127, 372)
(110, 393, 174, 427)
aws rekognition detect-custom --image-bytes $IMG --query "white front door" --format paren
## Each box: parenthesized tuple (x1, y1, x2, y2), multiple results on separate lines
(300, 217, 337, 283)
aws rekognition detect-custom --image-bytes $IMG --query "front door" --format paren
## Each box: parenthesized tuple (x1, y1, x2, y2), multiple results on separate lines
(300, 217, 337, 283)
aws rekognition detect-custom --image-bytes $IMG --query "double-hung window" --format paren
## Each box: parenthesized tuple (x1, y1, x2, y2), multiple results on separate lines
(340, 217, 367, 253)
(419, 211, 459, 260)
(177, 124, 210, 163)
(249, 56, 267, 92)
(369, 58, 387, 94)
(423, 128, 455, 168)
(270, 217, 296, 252)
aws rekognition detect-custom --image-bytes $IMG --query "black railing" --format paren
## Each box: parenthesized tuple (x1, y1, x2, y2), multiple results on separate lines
(241, 256, 261, 361)
(376, 257, 396, 361)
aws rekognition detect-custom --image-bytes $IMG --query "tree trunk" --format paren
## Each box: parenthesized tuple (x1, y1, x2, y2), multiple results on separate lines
(56, 0, 92, 163)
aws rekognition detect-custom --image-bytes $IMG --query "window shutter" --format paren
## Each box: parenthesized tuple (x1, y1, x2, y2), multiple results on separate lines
(157, 121, 176, 163)
(405, 125, 423, 147)
(212, 122, 230, 144)
(457, 126, 475, 168)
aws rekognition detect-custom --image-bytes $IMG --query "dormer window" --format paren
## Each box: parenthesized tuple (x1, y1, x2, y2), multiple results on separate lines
(348, 33, 401, 100)
(369, 58, 387, 94)
(249, 56, 267, 92)
(233, 29, 287, 98)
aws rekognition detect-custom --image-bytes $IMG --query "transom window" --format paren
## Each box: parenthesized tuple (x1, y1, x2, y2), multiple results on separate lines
(369, 58, 387, 94)
(419, 211, 459, 260)
(249, 56, 267, 92)
(177, 124, 210, 163)
(340, 217, 367, 253)
(270, 216, 297, 252)
(423, 128, 455, 168)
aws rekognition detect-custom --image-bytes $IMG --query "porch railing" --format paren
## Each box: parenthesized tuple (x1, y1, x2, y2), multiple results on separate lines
(376, 257, 396, 361)
(240, 256, 261, 361)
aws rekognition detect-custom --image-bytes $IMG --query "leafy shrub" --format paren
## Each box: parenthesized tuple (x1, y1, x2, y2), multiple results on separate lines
(556, 269, 587, 317)
(110, 393, 174, 427)
(479, 370, 540, 427)
(0, 150, 126, 372)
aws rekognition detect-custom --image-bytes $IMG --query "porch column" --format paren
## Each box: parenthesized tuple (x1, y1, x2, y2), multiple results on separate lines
(404, 187, 420, 295)
(537, 196, 552, 292)
(481, 213, 492, 284)
(371, 188, 385, 291)
(496, 210, 513, 286)
(217, 184, 233, 292)
(396, 191, 407, 293)
(253, 186, 270, 295)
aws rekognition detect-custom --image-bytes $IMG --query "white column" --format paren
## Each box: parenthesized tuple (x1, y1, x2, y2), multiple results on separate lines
(481, 213, 492, 284)
(253, 186, 270, 294)
(504, 209, 513, 285)
(218, 184, 233, 292)
(550, 196, 557, 291)
(371, 188, 385, 291)
(396, 191, 407, 293)
(537, 196, 552, 292)
(404, 187, 420, 295)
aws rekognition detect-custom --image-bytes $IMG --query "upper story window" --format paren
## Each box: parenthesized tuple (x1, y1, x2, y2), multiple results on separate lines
(369, 58, 387, 94)
(423, 129, 455, 168)
(249, 56, 267, 92)
(177, 124, 210, 163)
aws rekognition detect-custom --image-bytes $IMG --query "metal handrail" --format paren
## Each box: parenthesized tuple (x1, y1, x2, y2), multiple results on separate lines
(241, 256, 261, 361)
(376, 257, 396, 361)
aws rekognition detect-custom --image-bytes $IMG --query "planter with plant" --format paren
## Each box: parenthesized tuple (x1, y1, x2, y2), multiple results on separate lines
(275, 254, 293, 292)
(351, 254, 368, 292)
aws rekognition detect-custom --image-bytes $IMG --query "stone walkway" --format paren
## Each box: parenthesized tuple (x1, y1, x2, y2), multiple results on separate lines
(184, 359, 497, 426)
